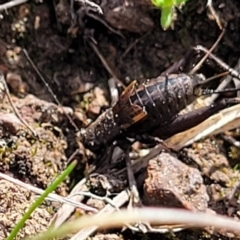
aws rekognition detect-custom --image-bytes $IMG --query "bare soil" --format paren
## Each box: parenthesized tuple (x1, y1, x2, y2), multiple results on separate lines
(0, 0, 240, 239)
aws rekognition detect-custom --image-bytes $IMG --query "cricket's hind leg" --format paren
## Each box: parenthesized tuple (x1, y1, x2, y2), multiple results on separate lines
(150, 97, 240, 140)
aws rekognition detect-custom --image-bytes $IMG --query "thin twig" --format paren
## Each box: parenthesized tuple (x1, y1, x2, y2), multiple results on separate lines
(207, 58, 240, 104)
(88, 41, 126, 88)
(22, 49, 79, 131)
(0, 0, 28, 11)
(207, 0, 223, 29)
(86, 12, 124, 38)
(220, 133, 240, 148)
(69, 190, 130, 240)
(29, 207, 240, 240)
(165, 103, 240, 149)
(68, 192, 121, 209)
(119, 30, 151, 63)
(194, 45, 240, 80)
(52, 178, 88, 228)
(76, 0, 103, 14)
(0, 172, 97, 212)
(68, 190, 142, 234)
(117, 144, 164, 176)
(0, 73, 37, 137)
(190, 29, 225, 74)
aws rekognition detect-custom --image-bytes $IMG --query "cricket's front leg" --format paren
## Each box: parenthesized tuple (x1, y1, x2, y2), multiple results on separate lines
(150, 98, 240, 140)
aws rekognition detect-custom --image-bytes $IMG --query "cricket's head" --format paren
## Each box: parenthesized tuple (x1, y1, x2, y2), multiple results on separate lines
(192, 73, 206, 96)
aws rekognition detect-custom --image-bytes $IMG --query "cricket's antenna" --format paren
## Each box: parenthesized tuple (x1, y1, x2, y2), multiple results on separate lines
(198, 71, 229, 85)
(202, 87, 240, 95)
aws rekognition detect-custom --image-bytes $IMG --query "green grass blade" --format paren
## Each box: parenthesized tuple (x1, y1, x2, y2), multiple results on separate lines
(7, 160, 77, 240)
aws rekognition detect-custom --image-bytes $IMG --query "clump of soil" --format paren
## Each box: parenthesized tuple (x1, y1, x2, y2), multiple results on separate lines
(0, 179, 51, 239)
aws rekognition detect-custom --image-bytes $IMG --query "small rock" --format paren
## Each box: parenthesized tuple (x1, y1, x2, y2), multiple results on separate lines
(210, 170, 231, 185)
(143, 152, 209, 212)
(99, 0, 154, 33)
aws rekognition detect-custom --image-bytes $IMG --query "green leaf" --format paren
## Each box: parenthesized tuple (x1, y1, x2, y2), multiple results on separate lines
(161, 7, 173, 30)
(151, 0, 174, 8)
(151, 0, 189, 30)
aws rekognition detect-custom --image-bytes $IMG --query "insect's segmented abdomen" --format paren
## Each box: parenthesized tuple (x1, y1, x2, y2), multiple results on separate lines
(128, 74, 202, 129)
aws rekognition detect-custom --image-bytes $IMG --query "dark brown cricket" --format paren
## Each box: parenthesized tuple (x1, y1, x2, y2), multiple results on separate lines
(81, 70, 240, 152)
(80, 73, 206, 151)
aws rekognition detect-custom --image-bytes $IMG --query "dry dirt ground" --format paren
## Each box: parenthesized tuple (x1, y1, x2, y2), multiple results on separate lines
(0, 0, 240, 239)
